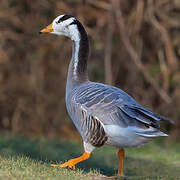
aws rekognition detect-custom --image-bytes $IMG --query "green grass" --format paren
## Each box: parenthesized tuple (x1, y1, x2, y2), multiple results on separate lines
(0, 136, 179, 180)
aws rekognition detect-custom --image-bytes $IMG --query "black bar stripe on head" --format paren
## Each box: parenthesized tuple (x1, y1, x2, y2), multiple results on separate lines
(59, 14, 74, 22)
(69, 20, 78, 25)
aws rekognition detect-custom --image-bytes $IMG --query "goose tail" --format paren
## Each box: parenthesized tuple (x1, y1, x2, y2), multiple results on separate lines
(135, 129, 168, 138)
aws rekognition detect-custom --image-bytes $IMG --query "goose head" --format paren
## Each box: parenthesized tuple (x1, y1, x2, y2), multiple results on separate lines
(40, 14, 80, 41)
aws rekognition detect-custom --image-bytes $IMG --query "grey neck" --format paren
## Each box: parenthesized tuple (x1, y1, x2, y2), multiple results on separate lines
(66, 28, 89, 94)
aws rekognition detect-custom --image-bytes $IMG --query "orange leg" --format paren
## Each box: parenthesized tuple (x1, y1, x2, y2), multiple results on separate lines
(118, 148, 125, 176)
(51, 152, 90, 170)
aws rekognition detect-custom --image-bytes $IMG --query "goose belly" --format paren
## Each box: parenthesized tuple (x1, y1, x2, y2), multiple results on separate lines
(104, 125, 152, 148)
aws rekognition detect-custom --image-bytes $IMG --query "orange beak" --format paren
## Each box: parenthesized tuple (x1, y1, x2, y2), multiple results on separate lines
(40, 23, 53, 33)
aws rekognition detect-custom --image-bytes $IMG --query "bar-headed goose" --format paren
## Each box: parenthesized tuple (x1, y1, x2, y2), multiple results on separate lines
(40, 14, 170, 176)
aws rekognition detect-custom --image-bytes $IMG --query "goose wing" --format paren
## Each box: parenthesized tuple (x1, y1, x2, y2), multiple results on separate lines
(75, 82, 168, 126)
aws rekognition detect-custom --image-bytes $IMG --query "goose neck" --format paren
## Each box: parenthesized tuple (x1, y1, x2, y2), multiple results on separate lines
(66, 31, 89, 92)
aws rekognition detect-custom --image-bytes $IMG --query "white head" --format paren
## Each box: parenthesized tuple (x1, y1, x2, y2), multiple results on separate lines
(40, 14, 80, 41)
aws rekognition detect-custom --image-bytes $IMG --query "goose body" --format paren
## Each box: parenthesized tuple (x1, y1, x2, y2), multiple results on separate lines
(40, 14, 169, 176)
(66, 81, 167, 150)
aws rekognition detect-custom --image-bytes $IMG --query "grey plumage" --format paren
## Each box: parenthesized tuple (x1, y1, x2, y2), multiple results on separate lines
(66, 81, 168, 148)
(40, 14, 171, 175)
(41, 14, 170, 152)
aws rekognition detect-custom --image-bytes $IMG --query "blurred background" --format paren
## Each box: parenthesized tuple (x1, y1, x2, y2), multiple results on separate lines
(0, 0, 179, 141)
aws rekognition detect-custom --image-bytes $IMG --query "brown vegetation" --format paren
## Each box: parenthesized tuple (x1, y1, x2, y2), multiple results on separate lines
(0, 0, 179, 140)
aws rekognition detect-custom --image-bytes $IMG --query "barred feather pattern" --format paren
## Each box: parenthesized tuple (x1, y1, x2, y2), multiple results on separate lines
(82, 114, 108, 147)
(66, 93, 108, 147)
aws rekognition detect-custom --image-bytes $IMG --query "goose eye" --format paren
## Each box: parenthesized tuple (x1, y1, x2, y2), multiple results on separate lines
(56, 19, 62, 24)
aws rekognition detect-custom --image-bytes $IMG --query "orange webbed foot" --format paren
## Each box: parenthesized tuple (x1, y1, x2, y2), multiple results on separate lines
(51, 152, 90, 170)
(51, 160, 76, 169)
